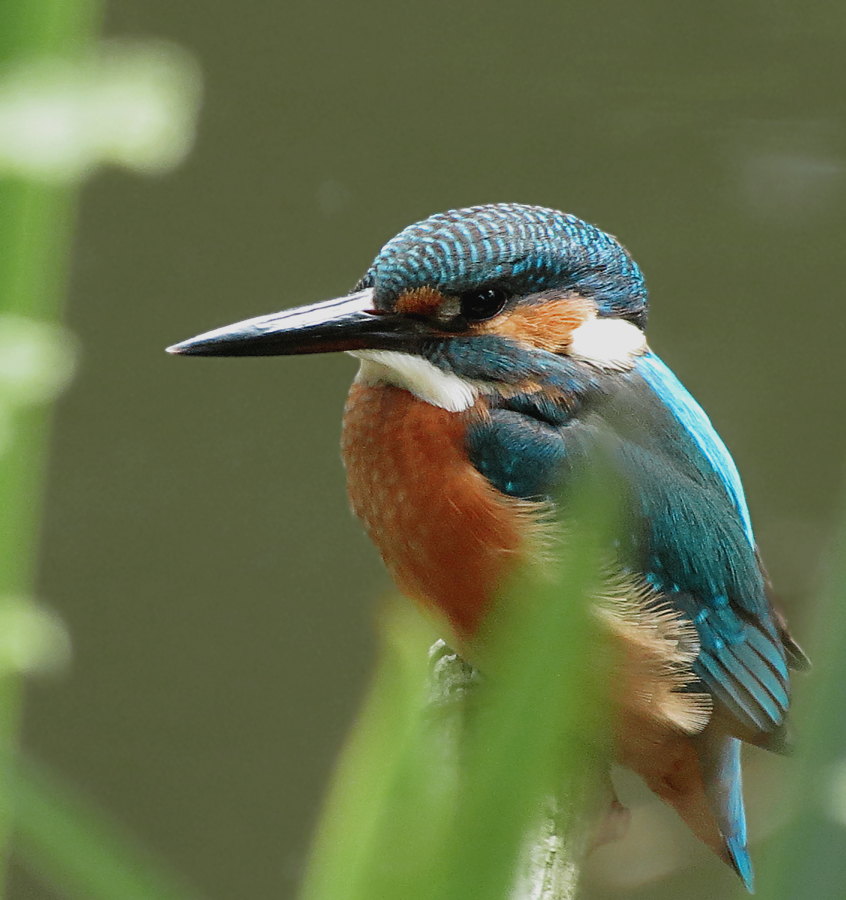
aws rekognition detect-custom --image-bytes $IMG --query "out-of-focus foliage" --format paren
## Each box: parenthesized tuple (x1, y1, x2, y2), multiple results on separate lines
(12, 759, 206, 900)
(0, 42, 201, 183)
(756, 514, 846, 900)
(301, 483, 617, 900)
(0, 0, 201, 898)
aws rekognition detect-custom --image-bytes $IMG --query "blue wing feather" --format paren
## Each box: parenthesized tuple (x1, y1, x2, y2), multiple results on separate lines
(466, 408, 568, 499)
(467, 354, 790, 735)
(635, 353, 755, 544)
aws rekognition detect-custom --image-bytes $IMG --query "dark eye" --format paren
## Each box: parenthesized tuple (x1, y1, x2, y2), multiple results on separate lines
(459, 287, 508, 321)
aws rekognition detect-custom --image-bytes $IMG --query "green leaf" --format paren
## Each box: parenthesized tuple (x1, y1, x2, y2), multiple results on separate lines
(12, 757, 207, 900)
(300, 477, 618, 900)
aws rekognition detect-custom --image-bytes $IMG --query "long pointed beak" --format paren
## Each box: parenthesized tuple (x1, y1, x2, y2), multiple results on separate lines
(166, 289, 428, 357)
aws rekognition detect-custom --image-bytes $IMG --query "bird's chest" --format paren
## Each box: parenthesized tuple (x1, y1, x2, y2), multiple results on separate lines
(341, 382, 534, 641)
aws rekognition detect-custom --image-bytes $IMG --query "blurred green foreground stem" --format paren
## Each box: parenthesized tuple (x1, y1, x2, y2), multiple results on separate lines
(301, 478, 619, 900)
(0, 0, 103, 891)
(0, 1, 202, 897)
(757, 500, 846, 900)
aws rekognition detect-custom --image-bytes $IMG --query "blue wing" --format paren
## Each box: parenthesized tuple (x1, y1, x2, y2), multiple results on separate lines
(466, 351, 791, 738)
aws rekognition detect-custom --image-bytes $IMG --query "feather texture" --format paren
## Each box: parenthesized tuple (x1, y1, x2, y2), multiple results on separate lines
(465, 352, 791, 738)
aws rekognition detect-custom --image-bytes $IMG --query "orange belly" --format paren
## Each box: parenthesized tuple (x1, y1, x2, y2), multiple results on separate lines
(341, 382, 534, 641)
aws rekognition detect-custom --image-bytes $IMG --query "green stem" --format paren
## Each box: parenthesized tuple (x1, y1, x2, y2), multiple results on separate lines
(0, 1, 103, 892)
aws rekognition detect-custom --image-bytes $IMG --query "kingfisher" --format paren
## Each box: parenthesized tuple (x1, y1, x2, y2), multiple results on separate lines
(168, 203, 806, 890)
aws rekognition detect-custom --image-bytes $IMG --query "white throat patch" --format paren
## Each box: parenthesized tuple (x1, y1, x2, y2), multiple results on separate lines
(568, 317, 647, 370)
(351, 350, 479, 412)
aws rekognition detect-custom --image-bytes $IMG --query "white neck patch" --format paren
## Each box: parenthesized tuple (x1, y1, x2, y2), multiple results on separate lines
(568, 317, 647, 370)
(351, 350, 479, 412)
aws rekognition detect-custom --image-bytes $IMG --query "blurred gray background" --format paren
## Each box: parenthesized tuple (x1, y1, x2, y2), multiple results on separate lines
(14, 1, 846, 898)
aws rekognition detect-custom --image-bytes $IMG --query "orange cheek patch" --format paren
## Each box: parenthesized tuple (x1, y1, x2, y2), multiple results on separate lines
(478, 295, 595, 352)
(394, 286, 447, 316)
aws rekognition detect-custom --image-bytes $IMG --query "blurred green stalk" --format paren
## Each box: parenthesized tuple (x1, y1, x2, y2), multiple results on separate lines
(0, 4, 204, 896)
(301, 481, 617, 900)
(11, 758, 205, 900)
(757, 506, 846, 900)
(0, 0, 103, 892)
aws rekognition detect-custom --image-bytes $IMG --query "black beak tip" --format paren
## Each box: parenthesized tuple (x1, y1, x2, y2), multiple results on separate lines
(165, 333, 233, 356)
(166, 339, 199, 356)
(166, 341, 187, 355)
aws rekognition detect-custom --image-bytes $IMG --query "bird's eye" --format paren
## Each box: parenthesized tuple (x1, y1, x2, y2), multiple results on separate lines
(459, 287, 508, 322)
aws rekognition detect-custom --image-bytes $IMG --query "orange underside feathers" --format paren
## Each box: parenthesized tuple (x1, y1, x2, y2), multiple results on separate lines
(341, 382, 536, 641)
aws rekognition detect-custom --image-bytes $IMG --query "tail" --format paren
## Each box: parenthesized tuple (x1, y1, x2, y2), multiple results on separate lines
(695, 732, 754, 892)
(636, 730, 754, 891)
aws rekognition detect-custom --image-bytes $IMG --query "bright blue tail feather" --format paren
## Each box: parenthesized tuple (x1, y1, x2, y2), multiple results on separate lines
(697, 734, 754, 892)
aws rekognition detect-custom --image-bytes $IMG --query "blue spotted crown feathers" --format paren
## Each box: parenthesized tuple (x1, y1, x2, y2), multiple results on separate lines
(356, 203, 648, 328)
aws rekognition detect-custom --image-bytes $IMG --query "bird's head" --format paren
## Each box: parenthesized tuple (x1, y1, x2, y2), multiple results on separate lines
(168, 204, 649, 411)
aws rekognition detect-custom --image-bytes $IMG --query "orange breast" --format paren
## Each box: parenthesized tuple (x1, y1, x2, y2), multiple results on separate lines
(341, 382, 532, 641)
